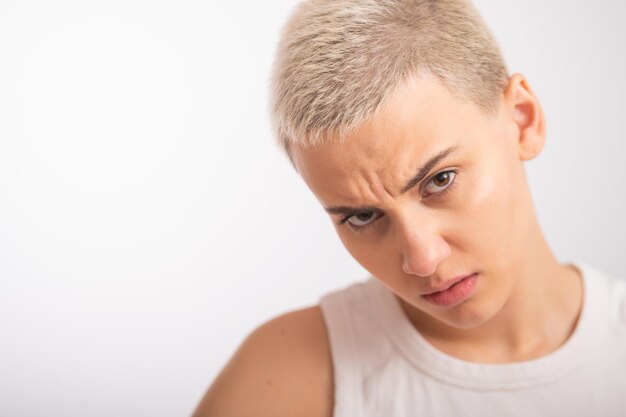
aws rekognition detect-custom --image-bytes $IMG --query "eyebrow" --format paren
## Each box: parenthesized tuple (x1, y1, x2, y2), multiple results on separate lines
(324, 145, 459, 216)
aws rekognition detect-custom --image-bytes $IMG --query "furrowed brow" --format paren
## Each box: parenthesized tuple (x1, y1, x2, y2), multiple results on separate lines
(325, 204, 380, 216)
(324, 145, 459, 216)
(400, 145, 458, 194)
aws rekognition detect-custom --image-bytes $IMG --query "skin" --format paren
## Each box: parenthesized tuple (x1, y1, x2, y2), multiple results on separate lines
(192, 306, 333, 417)
(290, 70, 583, 363)
(192, 70, 584, 416)
(293, 73, 582, 362)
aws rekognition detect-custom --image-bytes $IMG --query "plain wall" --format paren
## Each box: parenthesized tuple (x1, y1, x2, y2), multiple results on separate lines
(0, 1, 624, 416)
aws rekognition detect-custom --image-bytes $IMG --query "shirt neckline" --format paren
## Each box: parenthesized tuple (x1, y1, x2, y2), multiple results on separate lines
(362, 262, 608, 390)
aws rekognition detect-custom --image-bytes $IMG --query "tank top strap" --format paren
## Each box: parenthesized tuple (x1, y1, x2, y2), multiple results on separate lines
(319, 277, 400, 417)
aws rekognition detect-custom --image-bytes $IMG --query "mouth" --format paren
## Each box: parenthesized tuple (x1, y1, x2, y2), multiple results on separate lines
(422, 273, 477, 295)
(421, 273, 479, 308)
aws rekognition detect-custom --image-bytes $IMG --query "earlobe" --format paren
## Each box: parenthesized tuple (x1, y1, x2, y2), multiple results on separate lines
(504, 73, 546, 161)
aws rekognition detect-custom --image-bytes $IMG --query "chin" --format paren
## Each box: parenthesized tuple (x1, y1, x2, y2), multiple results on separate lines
(436, 298, 497, 330)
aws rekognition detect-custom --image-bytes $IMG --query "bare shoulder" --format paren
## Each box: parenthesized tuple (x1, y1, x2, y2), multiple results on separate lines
(191, 305, 334, 417)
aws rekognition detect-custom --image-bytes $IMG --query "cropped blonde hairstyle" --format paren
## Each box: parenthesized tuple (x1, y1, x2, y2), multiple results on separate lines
(270, 0, 509, 163)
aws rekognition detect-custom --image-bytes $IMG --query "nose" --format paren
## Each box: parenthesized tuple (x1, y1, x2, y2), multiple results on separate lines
(397, 216, 451, 277)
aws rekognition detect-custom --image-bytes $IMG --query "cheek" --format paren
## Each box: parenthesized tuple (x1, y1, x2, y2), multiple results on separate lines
(448, 157, 524, 262)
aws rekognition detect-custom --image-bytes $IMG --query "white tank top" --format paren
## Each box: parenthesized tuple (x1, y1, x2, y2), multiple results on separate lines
(319, 263, 626, 417)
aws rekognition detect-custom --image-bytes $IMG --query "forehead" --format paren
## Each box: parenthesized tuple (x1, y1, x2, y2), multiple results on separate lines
(291, 72, 496, 203)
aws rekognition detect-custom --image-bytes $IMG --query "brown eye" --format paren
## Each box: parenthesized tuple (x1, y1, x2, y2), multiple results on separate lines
(346, 211, 381, 228)
(424, 170, 457, 195)
(433, 172, 451, 186)
(355, 212, 373, 221)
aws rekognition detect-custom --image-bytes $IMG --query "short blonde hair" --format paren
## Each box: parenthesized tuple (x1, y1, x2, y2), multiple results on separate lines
(270, 0, 509, 160)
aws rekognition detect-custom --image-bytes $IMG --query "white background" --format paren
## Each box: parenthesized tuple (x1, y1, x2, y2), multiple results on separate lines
(0, 1, 624, 416)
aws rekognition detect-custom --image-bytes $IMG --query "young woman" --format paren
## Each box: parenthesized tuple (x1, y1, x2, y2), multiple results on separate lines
(192, 1, 626, 415)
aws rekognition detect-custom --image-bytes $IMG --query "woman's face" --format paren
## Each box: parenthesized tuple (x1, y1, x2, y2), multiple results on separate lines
(291, 72, 543, 332)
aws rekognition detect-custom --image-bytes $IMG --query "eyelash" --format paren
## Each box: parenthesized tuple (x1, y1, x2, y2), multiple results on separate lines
(337, 169, 459, 234)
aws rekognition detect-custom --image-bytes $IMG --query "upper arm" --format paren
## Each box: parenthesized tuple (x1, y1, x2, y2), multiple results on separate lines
(191, 305, 334, 417)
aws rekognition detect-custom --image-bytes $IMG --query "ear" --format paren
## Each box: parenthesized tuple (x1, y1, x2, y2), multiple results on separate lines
(502, 73, 546, 161)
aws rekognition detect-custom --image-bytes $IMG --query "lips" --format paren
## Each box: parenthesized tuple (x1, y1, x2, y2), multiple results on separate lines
(422, 273, 477, 295)
(421, 273, 479, 308)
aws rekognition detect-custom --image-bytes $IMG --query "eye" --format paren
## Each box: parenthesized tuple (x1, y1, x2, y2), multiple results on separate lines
(423, 170, 457, 195)
(342, 210, 383, 229)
